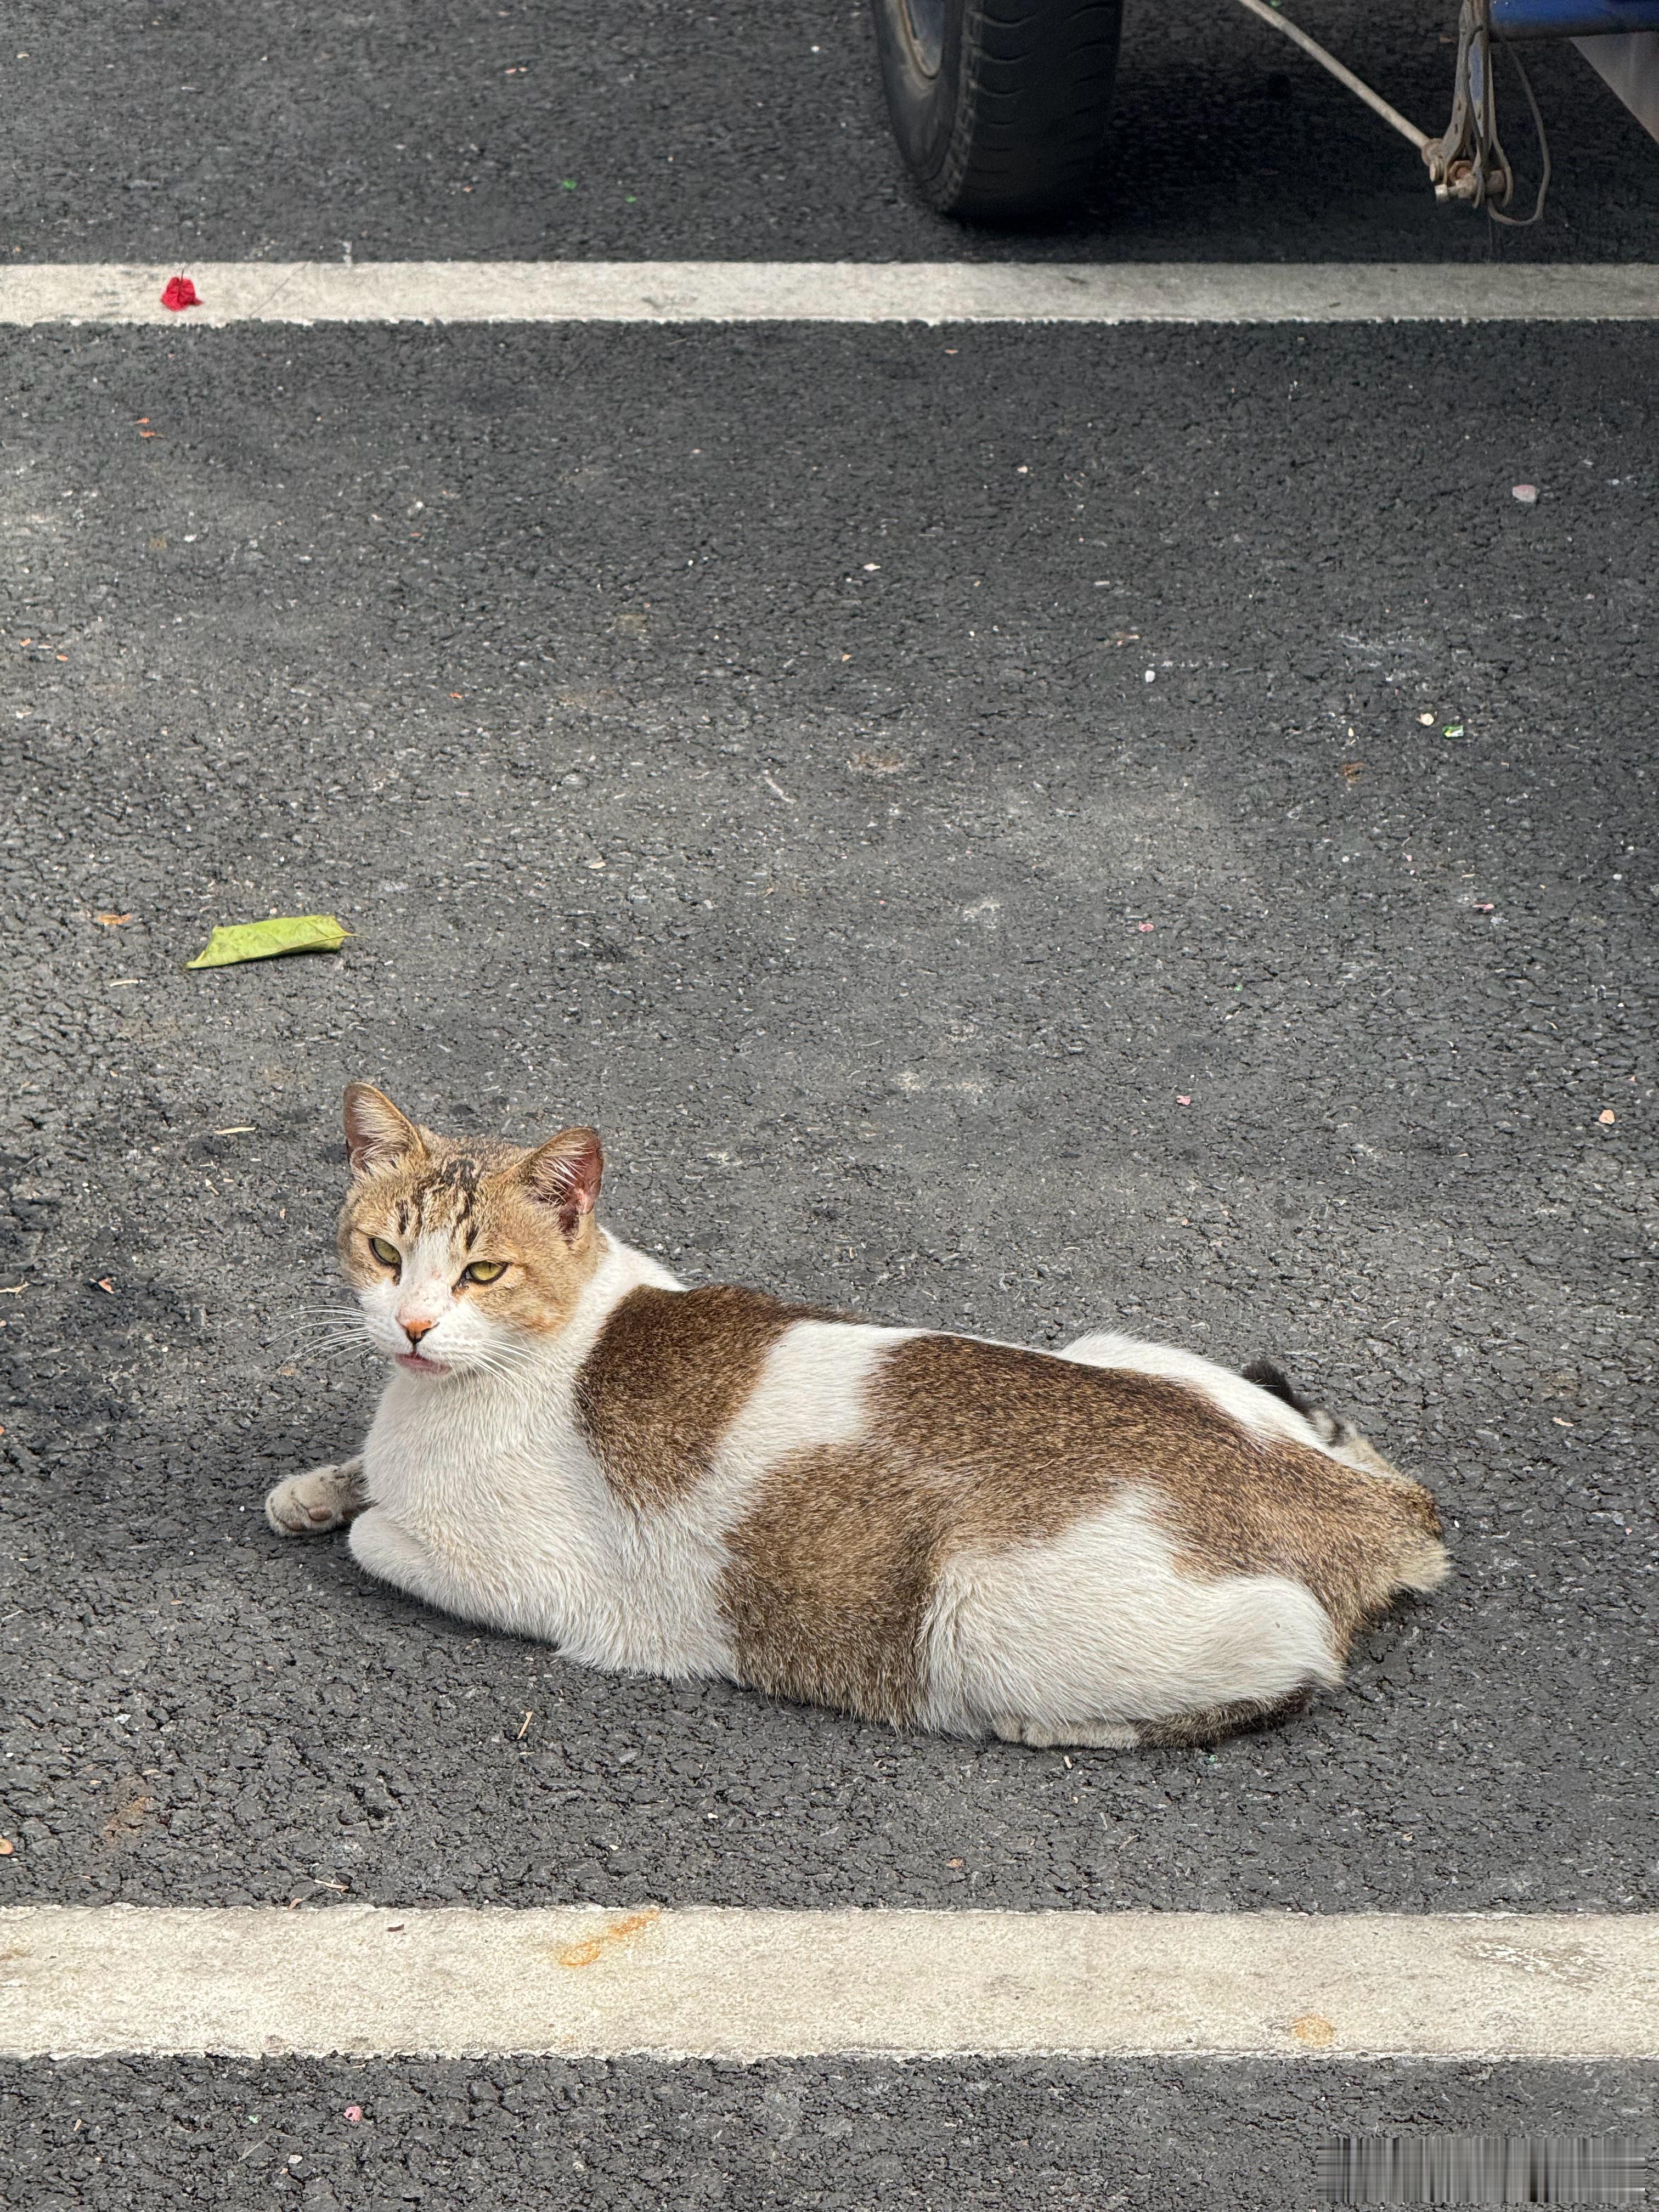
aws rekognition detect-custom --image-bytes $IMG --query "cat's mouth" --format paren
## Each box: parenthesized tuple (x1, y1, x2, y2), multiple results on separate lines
(394, 1351, 450, 1376)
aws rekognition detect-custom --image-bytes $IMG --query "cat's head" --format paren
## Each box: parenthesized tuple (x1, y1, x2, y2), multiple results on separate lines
(336, 1083, 605, 1380)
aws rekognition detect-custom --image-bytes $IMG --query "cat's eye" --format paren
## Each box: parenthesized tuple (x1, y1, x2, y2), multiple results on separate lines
(368, 1235, 401, 1269)
(463, 1259, 507, 1285)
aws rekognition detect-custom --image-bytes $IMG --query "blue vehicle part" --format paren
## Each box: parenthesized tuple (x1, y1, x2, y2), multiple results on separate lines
(1489, 0, 1659, 36)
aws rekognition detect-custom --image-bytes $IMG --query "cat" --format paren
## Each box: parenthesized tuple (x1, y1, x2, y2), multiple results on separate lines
(266, 1084, 1449, 1748)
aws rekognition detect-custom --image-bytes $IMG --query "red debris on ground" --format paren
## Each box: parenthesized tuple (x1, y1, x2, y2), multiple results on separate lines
(161, 274, 200, 312)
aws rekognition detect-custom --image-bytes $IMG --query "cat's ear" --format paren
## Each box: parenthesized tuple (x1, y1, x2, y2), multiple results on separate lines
(518, 1126, 603, 1241)
(343, 1083, 427, 1180)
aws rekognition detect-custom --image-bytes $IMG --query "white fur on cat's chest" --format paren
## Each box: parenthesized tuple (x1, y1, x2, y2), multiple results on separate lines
(358, 1361, 736, 1677)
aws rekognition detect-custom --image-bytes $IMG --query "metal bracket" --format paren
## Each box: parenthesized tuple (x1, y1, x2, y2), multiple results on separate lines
(1423, 0, 1516, 206)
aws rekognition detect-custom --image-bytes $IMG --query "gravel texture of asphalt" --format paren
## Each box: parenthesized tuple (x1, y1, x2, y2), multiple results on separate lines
(3, 2056, 1654, 2210)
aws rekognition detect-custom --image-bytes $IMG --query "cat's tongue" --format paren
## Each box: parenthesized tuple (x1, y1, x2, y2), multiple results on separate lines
(396, 1351, 449, 1376)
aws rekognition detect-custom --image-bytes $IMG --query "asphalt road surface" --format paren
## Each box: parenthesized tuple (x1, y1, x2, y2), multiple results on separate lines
(10, 0, 1659, 262)
(3, 1, 1656, 2204)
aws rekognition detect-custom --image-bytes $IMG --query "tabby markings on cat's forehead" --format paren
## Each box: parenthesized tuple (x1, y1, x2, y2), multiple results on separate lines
(401, 1158, 483, 1234)
(381, 1149, 524, 1242)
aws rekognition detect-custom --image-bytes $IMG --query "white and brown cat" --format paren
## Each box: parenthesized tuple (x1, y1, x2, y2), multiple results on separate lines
(266, 1084, 1449, 1747)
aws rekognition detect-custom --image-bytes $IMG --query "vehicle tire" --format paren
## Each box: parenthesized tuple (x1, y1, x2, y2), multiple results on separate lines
(870, 0, 1125, 221)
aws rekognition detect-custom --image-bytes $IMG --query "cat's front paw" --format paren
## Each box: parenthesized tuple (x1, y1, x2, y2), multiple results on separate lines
(265, 1457, 367, 1537)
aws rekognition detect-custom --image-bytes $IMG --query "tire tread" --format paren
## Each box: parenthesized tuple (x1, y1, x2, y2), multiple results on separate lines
(936, 0, 1125, 217)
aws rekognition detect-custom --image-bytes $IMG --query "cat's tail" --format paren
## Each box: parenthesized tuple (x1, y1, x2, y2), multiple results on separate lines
(1243, 1358, 1450, 1594)
(1243, 1357, 1359, 1447)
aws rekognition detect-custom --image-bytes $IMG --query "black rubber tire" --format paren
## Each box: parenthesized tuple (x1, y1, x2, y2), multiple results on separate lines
(870, 0, 1125, 221)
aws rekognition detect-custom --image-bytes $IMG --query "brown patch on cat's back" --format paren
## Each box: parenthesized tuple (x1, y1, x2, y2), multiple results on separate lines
(877, 1333, 1443, 1652)
(574, 1285, 845, 1511)
(871, 1333, 1144, 1545)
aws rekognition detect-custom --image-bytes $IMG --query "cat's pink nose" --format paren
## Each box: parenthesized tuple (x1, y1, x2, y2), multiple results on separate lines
(402, 1318, 435, 1347)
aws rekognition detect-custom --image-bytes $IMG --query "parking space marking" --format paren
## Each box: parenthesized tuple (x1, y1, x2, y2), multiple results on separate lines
(5, 1907, 1655, 2060)
(3, 261, 1656, 326)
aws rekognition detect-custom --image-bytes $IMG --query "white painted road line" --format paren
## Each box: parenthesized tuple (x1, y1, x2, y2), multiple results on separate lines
(2, 261, 1657, 326)
(4, 1908, 1655, 2061)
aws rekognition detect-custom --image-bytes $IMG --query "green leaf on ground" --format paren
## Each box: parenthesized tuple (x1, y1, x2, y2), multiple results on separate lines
(185, 915, 351, 969)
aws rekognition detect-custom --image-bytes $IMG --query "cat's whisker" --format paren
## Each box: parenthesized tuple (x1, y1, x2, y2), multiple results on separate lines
(466, 1344, 533, 1379)
(477, 1362, 544, 1409)
(275, 1322, 375, 1345)
(458, 1352, 534, 1397)
(275, 1333, 380, 1367)
(492, 1334, 544, 1370)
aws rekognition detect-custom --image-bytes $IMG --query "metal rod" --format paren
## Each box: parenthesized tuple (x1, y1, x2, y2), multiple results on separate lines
(1234, 0, 1434, 152)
